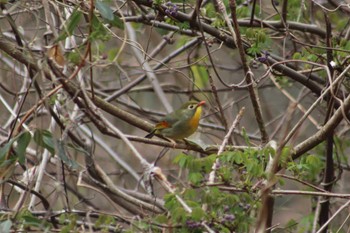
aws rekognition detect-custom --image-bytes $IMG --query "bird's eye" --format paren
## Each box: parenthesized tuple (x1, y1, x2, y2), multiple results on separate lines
(188, 104, 195, 109)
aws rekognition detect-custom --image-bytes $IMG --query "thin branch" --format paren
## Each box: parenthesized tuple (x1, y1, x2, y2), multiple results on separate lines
(105, 37, 201, 102)
(79, 125, 142, 184)
(229, 0, 269, 143)
(271, 190, 350, 198)
(196, 19, 228, 131)
(318, 12, 335, 233)
(153, 167, 215, 233)
(292, 65, 350, 159)
(316, 199, 350, 233)
(125, 22, 172, 113)
(208, 107, 245, 184)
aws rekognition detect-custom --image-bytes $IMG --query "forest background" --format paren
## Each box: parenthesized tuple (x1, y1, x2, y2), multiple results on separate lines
(1, 0, 350, 232)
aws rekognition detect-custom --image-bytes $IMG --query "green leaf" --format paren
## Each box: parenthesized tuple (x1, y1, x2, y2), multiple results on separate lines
(256, 30, 266, 43)
(241, 128, 251, 146)
(246, 160, 261, 176)
(219, 166, 232, 182)
(93, 1, 124, 34)
(203, 187, 220, 204)
(192, 154, 216, 172)
(173, 153, 193, 168)
(247, 45, 262, 56)
(133, 221, 149, 230)
(57, 140, 79, 170)
(172, 207, 187, 223)
(15, 131, 31, 165)
(183, 189, 197, 200)
(109, 15, 124, 29)
(90, 14, 110, 41)
(280, 146, 291, 167)
(306, 154, 319, 164)
(191, 207, 205, 221)
(307, 54, 318, 62)
(67, 51, 81, 65)
(204, 3, 216, 18)
(164, 193, 177, 210)
(190, 65, 209, 89)
(95, 0, 114, 21)
(275, 76, 292, 88)
(188, 172, 203, 185)
(178, 22, 190, 30)
(293, 52, 302, 60)
(18, 211, 51, 229)
(225, 151, 237, 163)
(56, 8, 83, 42)
(22, 215, 43, 227)
(0, 138, 15, 161)
(33, 130, 55, 155)
(233, 151, 243, 164)
(285, 219, 298, 231)
(236, 4, 250, 17)
(0, 158, 16, 169)
(245, 28, 255, 39)
(154, 215, 168, 224)
(0, 220, 11, 233)
(339, 38, 347, 47)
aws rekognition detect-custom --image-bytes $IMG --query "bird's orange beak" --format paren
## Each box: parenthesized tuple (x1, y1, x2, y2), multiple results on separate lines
(197, 100, 206, 107)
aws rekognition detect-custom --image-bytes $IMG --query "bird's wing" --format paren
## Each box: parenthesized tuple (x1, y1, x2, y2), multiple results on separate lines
(155, 111, 179, 129)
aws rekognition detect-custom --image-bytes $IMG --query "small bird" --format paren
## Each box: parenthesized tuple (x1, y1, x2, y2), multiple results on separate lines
(145, 100, 205, 141)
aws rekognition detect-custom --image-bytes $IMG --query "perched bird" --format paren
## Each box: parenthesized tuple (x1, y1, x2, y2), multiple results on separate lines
(145, 100, 205, 141)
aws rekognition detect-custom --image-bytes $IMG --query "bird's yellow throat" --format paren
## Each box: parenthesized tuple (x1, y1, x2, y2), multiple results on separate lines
(189, 105, 202, 128)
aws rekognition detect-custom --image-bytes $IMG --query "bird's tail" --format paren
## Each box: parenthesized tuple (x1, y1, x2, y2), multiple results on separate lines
(145, 129, 156, 138)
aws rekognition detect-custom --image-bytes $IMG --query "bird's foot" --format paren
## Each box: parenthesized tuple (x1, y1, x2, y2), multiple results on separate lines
(183, 138, 190, 145)
(169, 138, 177, 148)
(163, 136, 177, 148)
